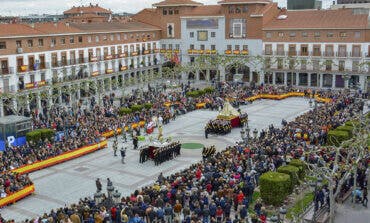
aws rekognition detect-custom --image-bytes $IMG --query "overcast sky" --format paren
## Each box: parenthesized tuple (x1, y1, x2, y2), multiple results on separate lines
(0, 0, 334, 16)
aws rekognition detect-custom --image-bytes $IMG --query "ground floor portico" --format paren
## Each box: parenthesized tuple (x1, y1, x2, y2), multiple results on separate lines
(0, 65, 160, 117)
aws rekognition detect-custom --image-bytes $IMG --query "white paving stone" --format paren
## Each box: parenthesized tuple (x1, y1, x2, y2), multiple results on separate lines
(0, 98, 312, 221)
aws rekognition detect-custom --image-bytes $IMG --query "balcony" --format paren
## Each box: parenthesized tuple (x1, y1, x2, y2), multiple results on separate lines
(17, 65, 28, 73)
(323, 51, 334, 57)
(0, 67, 14, 75)
(337, 52, 347, 58)
(225, 50, 232, 55)
(298, 51, 309, 57)
(275, 51, 285, 56)
(263, 50, 273, 55)
(288, 51, 297, 57)
(228, 33, 246, 39)
(311, 51, 321, 57)
(350, 52, 361, 58)
(23, 80, 47, 90)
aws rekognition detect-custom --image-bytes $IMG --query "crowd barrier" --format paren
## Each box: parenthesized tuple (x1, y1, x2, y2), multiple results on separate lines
(0, 184, 35, 208)
(12, 140, 108, 175)
(245, 92, 331, 103)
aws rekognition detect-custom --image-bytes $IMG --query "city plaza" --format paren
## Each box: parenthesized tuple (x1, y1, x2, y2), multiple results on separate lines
(0, 0, 369, 223)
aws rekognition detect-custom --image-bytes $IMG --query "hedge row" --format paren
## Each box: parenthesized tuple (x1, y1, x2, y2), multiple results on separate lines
(288, 159, 306, 179)
(327, 130, 351, 146)
(118, 103, 153, 116)
(26, 129, 55, 142)
(186, 87, 215, 98)
(260, 171, 292, 205)
(277, 165, 300, 192)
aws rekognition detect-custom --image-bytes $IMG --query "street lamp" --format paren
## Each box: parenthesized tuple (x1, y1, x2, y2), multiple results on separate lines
(309, 99, 313, 107)
(279, 205, 287, 222)
(112, 190, 121, 204)
(94, 191, 103, 205)
(253, 128, 258, 139)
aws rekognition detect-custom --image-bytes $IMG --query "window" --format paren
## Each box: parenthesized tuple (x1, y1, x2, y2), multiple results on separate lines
(116, 34, 121, 40)
(327, 32, 334, 37)
(169, 10, 173, 15)
(27, 39, 33, 47)
(354, 31, 360, 38)
(168, 44, 173, 49)
(278, 32, 284, 37)
(266, 32, 271, 38)
(174, 10, 179, 14)
(190, 32, 194, 38)
(51, 38, 56, 47)
(314, 32, 320, 37)
(289, 32, 296, 37)
(229, 6, 234, 13)
(124, 34, 128, 40)
(16, 40, 22, 48)
(235, 7, 241, 13)
(69, 37, 74, 44)
(110, 34, 114, 41)
(175, 44, 180, 50)
(60, 37, 65, 44)
(339, 61, 345, 71)
(340, 32, 347, 38)
(103, 35, 107, 41)
(227, 45, 232, 50)
(95, 36, 99, 42)
(161, 44, 166, 49)
(233, 22, 242, 37)
(230, 19, 246, 38)
(163, 10, 167, 15)
(38, 39, 43, 46)
(235, 45, 240, 50)
(200, 45, 205, 50)
(211, 45, 216, 50)
(242, 6, 248, 13)
(265, 45, 272, 55)
(302, 32, 308, 37)
(243, 45, 248, 50)
(0, 42, 6, 49)
(190, 44, 194, 50)
(78, 36, 83, 43)
(87, 36, 92, 43)
(211, 32, 216, 38)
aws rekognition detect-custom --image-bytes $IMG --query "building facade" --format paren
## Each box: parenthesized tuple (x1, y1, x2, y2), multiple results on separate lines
(0, 0, 370, 117)
(0, 21, 161, 117)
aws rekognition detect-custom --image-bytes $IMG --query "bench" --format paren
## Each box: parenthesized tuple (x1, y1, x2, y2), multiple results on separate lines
(337, 187, 353, 204)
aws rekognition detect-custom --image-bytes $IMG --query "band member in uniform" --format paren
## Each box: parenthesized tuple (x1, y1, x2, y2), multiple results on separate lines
(120, 147, 127, 164)
(113, 139, 118, 156)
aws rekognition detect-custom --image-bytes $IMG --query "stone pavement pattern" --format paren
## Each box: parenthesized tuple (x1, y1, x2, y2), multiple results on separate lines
(1, 98, 313, 221)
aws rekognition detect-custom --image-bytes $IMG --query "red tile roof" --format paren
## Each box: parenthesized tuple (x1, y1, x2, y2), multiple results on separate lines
(34, 22, 82, 34)
(263, 9, 368, 30)
(64, 5, 111, 14)
(0, 24, 43, 37)
(153, 0, 203, 7)
(218, 0, 272, 4)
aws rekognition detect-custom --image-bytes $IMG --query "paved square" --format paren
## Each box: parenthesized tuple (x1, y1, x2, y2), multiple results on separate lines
(0, 98, 312, 221)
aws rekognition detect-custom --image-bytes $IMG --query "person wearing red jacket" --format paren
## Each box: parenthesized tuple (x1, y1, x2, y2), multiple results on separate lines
(216, 206, 223, 223)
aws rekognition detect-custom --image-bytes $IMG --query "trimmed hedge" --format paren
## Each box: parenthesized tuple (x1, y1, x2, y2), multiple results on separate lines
(277, 165, 300, 191)
(260, 171, 292, 205)
(26, 129, 55, 142)
(118, 108, 133, 116)
(144, 103, 153, 110)
(335, 125, 353, 138)
(344, 120, 360, 128)
(327, 130, 350, 146)
(288, 159, 306, 179)
(131, 105, 144, 112)
(186, 87, 214, 98)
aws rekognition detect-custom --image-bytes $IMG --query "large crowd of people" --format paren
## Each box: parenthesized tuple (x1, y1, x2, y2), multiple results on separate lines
(0, 82, 369, 223)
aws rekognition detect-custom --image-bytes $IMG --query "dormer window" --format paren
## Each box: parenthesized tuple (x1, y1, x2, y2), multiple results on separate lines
(163, 10, 167, 15)
(242, 6, 248, 13)
(228, 6, 234, 13)
(169, 10, 173, 15)
(235, 7, 241, 13)
(174, 10, 179, 14)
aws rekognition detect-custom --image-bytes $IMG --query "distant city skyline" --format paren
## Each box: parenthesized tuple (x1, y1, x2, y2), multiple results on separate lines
(0, 0, 334, 16)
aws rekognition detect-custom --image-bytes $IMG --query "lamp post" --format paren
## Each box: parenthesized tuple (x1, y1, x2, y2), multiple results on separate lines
(279, 205, 287, 222)
(94, 191, 103, 205)
(112, 190, 121, 204)
(253, 128, 258, 139)
(309, 98, 313, 107)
